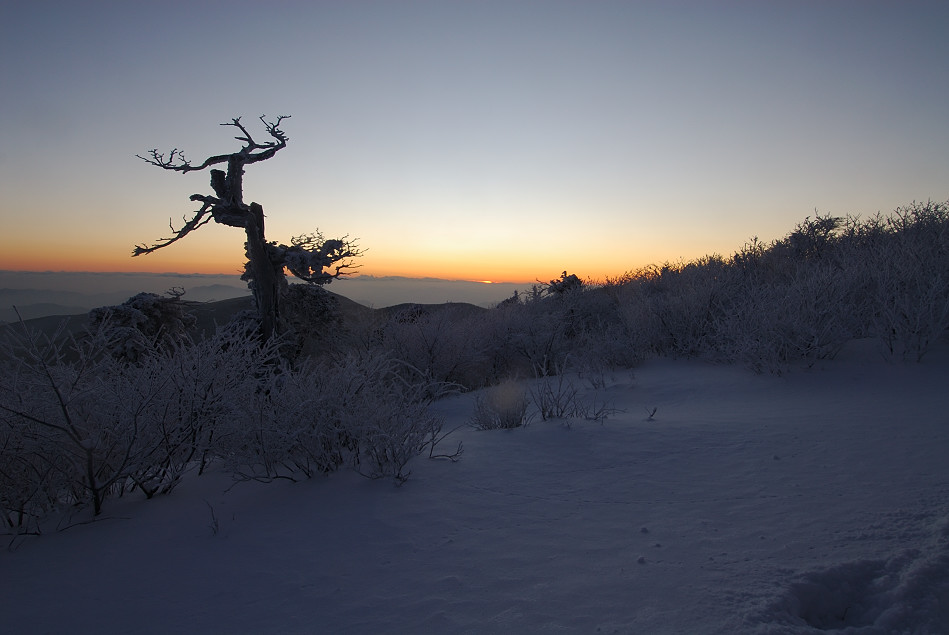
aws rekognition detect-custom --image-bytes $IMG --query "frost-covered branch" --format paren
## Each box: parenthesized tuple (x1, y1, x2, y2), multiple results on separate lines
(132, 200, 216, 256)
(280, 232, 363, 284)
(135, 114, 362, 343)
(136, 115, 290, 173)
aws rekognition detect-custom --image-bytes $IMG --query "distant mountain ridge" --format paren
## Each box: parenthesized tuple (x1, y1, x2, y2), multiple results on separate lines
(1, 291, 490, 346)
(0, 284, 251, 324)
(0, 271, 529, 322)
(0, 302, 91, 322)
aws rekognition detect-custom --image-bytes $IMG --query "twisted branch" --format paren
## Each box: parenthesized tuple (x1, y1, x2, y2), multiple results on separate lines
(281, 233, 364, 283)
(136, 115, 290, 173)
(135, 115, 290, 255)
(132, 200, 216, 256)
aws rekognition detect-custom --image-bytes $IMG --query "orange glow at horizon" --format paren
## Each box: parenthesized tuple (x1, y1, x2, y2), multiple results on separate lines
(0, 250, 245, 277)
(0, 243, 689, 284)
(0, 253, 591, 283)
(0, 226, 699, 284)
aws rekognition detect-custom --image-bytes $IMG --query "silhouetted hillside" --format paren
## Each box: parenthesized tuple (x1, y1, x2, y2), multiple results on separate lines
(377, 301, 488, 321)
(0, 303, 90, 323)
(0, 289, 415, 342)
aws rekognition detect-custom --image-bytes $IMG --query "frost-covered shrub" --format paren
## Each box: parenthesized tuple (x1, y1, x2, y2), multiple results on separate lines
(0, 301, 460, 527)
(507, 299, 573, 377)
(472, 301, 534, 384)
(610, 269, 667, 358)
(707, 264, 856, 373)
(125, 327, 280, 493)
(217, 354, 354, 483)
(216, 367, 346, 483)
(377, 304, 490, 389)
(866, 201, 949, 361)
(608, 259, 736, 363)
(783, 214, 845, 261)
(548, 271, 584, 295)
(601, 202, 949, 372)
(655, 258, 732, 358)
(0, 322, 154, 521)
(217, 350, 448, 485)
(0, 317, 450, 527)
(0, 371, 72, 532)
(473, 279, 631, 383)
(320, 352, 447, 483)
(0, 320, 279, 528)
(88, 289, 197, 362)
(559, 284, 637, 374)
(490, 284, 594, 379)
(279, 283, 345, 360)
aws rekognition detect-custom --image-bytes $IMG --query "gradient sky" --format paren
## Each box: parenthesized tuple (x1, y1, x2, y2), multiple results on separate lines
(2, 1, 948, 283)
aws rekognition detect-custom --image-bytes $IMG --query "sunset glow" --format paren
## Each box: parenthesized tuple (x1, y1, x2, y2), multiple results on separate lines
(1, 2, 947, 286)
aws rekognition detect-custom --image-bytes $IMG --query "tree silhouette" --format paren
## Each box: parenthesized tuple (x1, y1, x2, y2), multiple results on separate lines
(135, 115, 361, 341)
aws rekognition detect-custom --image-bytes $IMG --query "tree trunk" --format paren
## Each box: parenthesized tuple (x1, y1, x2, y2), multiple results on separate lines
(244, 203, 281, 341)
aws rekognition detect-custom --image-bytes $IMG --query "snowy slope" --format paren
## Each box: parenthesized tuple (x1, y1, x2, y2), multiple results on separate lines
(2, 340, 948, 634)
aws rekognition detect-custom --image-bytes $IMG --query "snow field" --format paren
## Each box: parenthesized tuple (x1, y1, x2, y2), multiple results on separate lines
(2, 340, 948, 633)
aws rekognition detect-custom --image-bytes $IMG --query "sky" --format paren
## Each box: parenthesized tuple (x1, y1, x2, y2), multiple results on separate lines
(2, 1, 948, 284)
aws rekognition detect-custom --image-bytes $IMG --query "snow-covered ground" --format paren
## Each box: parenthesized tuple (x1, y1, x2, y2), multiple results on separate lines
(2, 339, 948, 633)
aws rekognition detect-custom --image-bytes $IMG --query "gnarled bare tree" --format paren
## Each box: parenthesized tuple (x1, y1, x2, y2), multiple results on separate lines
(135, 115, 361, 341)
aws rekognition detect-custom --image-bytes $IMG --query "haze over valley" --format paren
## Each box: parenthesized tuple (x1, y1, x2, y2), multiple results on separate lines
(0, 270, 527, 322)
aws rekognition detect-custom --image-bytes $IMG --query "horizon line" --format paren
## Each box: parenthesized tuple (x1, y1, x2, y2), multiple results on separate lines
(0, 269, 535, 285)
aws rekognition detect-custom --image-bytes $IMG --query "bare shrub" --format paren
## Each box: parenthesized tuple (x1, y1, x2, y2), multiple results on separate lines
(470, 379, 531, 430)
(529, 371, 583, 422)
(527, 364, 621, 424)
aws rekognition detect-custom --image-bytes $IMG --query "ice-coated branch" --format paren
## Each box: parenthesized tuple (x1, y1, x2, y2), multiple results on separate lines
(134, 116, 291, 257)
(132, 202, 215, 256)
(281, 232, 363, 284)
(136, 115, 290, 173)
(227, 115, 291, 166)
(134, 114, 363, 343)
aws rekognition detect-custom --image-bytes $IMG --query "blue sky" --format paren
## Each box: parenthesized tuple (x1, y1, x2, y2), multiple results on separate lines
(2, 1, 947, 282)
